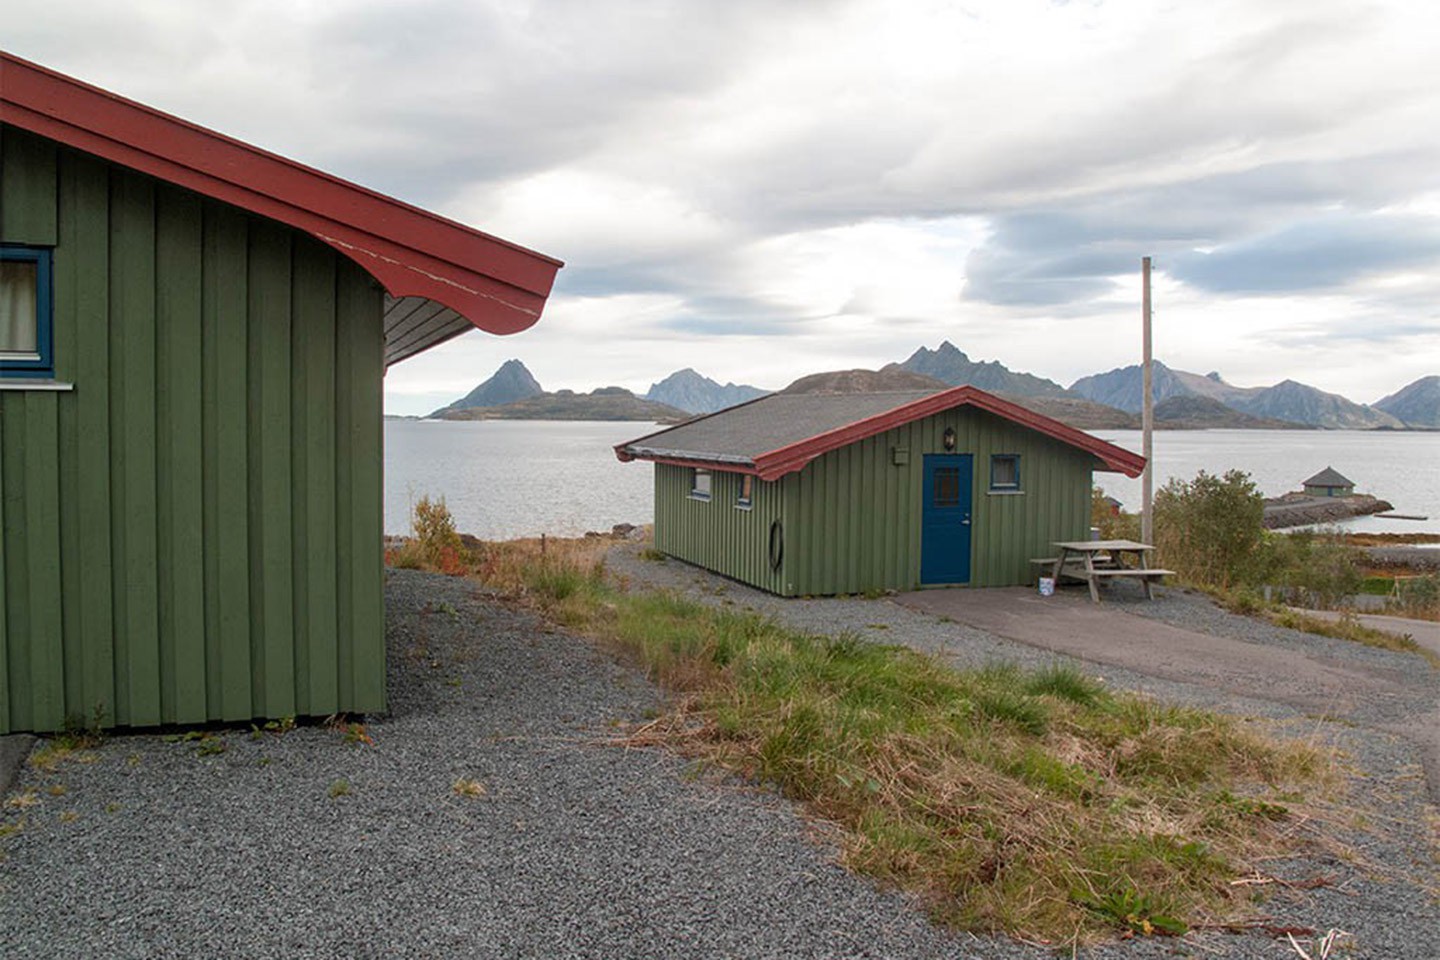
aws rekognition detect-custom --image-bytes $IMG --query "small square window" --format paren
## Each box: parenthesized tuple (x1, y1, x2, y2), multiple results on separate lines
(690, 468, 712, 500)
(1, 246, 53, 378)
(990, 454, 1021, 491)
(736, 474, 754, 508)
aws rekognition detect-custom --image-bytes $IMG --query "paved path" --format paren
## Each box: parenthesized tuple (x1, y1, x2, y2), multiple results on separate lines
(897, 586, 1440, 802)
(1290, 608, 1440, 660)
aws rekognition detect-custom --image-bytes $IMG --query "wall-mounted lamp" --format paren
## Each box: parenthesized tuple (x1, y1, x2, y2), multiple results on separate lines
(942, 427, 956, 451)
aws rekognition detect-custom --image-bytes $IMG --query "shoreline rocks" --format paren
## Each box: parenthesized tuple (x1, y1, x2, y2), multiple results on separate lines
(1262, 492, 1393, 530)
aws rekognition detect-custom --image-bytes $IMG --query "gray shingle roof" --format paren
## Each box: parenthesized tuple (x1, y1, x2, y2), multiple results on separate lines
(1303, 466, 1353, 487)
(621, 391, 940, 463)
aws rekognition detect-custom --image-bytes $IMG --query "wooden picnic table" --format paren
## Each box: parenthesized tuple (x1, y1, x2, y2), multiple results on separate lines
(1047, 540, 1173, 602)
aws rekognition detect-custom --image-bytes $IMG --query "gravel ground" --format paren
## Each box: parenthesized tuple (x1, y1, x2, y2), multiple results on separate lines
(2, 558, 1436, 959)
(1, 569, 982, 960)
(608, 545, 1440, 960)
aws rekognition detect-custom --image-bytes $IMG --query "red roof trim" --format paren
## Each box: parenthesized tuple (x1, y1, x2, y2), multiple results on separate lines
(0, 51, 561, 336)
(749, 386, 1145, 480)
(616, 386, 1146, 480)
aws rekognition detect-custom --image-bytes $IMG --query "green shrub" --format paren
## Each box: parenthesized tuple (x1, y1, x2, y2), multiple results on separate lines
(412, 496, 462, 564)
(1389, 574, 1440, 619)
(1153, 470, 1264, 590)
(1092, 486, 1140, 541)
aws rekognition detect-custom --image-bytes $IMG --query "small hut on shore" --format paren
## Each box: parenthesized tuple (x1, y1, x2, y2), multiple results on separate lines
(1302, 467, 1355, 498)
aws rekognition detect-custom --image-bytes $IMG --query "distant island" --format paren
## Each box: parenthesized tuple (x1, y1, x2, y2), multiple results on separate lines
(439, 385, 687, 422)
(418, 344, 1438, 431)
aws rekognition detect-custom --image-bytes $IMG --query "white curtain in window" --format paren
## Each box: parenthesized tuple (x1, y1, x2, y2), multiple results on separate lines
(0, 260, 38, 354)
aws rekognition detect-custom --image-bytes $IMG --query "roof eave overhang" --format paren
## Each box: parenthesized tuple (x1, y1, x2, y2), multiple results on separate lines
(1, 51, 561, 362)
(615, 451, 762, 475)
(617, 385, 1146, 481)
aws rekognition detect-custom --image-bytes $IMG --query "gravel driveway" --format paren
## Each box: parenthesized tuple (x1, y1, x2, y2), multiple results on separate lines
(2, 559, 1436, 959)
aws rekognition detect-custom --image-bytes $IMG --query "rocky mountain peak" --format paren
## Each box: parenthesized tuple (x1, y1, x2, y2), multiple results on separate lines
(429, 359, 543, 418)
(645, 369, 767, 414)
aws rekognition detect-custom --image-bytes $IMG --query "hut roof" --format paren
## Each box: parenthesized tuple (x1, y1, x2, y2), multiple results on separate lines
(1303, 466, 1354, 488)
(0, 50, 561, 366)
(616, 385, 1146, 481)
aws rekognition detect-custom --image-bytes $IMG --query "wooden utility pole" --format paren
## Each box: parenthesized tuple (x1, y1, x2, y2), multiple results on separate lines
(1141, 256, 1154, 545)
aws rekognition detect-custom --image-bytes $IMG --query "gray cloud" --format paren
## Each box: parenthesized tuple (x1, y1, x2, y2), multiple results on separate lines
(9, 0, 1438, 409)
(1169, 213, 1440, 294)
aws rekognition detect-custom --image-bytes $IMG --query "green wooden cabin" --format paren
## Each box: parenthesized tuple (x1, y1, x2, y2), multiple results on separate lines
(617, 387, 1144, 596)
(0, 53, 559, 734)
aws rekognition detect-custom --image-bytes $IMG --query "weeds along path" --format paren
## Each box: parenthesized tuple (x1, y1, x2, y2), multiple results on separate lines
(895, 585, 1440, 805)
(606, 543, 1440, 958)
(609, 544, 1439, 801)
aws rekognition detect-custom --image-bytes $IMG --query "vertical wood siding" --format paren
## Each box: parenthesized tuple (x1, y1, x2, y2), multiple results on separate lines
(783, 407, 1092, 594)
(0, 128, 385, 733)
(652, 465, 786, 594)
(651, 404, 1094, 598)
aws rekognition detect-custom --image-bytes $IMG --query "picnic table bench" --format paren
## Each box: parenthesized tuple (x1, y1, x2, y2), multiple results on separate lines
(1043, 540, 1173, 602)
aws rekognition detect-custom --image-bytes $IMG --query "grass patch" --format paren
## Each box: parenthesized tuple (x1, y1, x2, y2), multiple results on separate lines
(1358, 575, 1394, 596)
(1266, 607, 1439, 667)
(452, 777, 487, 798)
(472, 542, 1334, 944)
(28, 731, 103, 772)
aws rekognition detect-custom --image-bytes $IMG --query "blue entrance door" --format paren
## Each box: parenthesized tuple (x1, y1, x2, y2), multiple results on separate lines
(921, 454, 972, 584)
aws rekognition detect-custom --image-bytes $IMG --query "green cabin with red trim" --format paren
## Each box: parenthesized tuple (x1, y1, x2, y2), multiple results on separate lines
(0, 52, 560, 734)
(617, 387, 1144, 596)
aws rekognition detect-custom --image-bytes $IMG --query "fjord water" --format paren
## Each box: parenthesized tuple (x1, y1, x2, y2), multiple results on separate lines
(385, 420, 1440, 539)
(1089, 429, 1440, 535)
(385, 419, 657, 539)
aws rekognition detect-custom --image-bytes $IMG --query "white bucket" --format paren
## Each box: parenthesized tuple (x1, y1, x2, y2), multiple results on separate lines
(1038, 577, 1055, 597)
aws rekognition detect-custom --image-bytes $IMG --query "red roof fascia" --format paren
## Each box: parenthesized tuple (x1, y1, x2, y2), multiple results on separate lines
(0, 51, 561, 335)
(750, 385, 1146, 481)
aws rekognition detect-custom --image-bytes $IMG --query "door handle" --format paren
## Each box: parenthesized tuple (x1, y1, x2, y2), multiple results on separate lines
(961, 518, 971, 526)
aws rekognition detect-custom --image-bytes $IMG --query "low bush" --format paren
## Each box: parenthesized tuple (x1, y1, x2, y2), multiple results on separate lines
(387, 495, 467, 574)
(1153, 470, 1264, 590)
(1388, 574, 1440, 621)
(1091, 486, 1140, 541)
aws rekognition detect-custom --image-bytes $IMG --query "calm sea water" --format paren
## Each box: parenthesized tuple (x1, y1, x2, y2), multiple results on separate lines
(385, 419, 659, 539)
(1089, 429, 1440, 535)
(385, 420, 1440, 538)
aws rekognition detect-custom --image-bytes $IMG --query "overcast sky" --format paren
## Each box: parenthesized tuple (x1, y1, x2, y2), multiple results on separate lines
(10, 0, 1439, 414)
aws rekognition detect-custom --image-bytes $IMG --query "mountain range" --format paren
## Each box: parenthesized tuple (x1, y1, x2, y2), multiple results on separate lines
(429, 361, 686, 422)
(885, 341, 1071, 397)
(426, 346, 1437, 430)
(1375, 375, 1440, 428)
(1068, 362, 1402, 429)
(893, 342, 1427, 430)
(645, 368, 768, 413)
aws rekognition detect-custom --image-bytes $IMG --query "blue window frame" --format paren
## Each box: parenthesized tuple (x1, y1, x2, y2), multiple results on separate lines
(989, 454, 1021, 491)
(0, 246, 54, 378)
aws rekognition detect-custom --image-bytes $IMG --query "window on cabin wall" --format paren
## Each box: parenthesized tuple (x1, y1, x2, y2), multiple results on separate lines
(0, 246, 53, 378)
(736, 474, 754, 508)
(990, 454, 1021, 491)
(690, 468, 712, 500)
